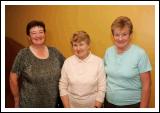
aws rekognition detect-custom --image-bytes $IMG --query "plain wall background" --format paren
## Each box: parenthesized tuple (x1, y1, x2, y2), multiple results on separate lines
(5, 5, 155, 107)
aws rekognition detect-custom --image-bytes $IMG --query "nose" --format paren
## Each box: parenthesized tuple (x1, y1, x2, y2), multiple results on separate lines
(77, 46, 81, 51)
(118, 36, 123, 40)
(35, 33, 41, 37)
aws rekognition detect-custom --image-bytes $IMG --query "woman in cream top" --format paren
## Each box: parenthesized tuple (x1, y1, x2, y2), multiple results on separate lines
(59, 31, 106, 108)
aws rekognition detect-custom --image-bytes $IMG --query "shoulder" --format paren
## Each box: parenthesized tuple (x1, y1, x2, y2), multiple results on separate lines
(48, 46, 59, 53)
(104, 46, 115, 58)
(48, 46, 63, 56)
(105, 46, 115, 53)
(64, 55, 75, 63)
(13, 48, 30, 63)
(48, 46, 65, 62)
(91, 53, 103, 62)
(19, 47, 28, 52)
(131, 44, 146, 55)
(61, 55, 75, 68)
(17, 48, 29, 56)
(90, 54, 104, 68)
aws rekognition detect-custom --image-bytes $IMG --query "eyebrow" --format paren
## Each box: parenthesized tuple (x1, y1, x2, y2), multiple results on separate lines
(31, 29, 44, 32)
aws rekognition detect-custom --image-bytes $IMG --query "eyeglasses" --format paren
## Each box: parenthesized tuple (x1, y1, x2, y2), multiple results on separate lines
(114, 33, 129, 38)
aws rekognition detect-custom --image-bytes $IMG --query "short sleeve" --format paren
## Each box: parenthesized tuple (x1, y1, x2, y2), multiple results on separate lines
(138, 51, 152, 73)
(11, 49, 24, 77)
(53, 47, 65, 68)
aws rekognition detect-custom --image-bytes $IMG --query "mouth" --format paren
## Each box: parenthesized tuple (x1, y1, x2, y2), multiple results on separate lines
(33, 37, 43, 41)
(116, 41, 126, 44)
(77, 51, 81, 54)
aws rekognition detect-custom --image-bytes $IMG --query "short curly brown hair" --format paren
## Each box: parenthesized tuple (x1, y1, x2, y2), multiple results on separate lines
(111, 16, 133, 35)
(71, 31, 91, 45)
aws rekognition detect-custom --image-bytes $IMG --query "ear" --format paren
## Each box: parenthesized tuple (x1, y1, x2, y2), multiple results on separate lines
(88, 45, 91, 50)
(129, 33, 133, 39)
(27, 36, 31, 40)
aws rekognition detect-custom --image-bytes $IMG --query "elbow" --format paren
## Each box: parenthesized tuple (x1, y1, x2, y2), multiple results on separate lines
(9, 72, 18, 87)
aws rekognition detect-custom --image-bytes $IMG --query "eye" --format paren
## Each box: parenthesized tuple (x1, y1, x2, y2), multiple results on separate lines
(39, 30, 44, 34)
(31, 32, 36, 35)
(123, 33, 128, 36)
(79, 43, 84, 46)
(114, 34, 120, 37)
(73, 44, 77, 47)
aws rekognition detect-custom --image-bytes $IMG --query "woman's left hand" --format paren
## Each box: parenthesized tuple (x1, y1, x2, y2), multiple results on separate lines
(94, 101, 102, 108)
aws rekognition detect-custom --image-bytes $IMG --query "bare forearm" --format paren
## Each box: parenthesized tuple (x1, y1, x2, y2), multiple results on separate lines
(140, 88, 151, 108)
(140, 72, 151, 108)
(10, 79, 19, 97)
(60, 95, 70, 108)
(9, 73, 20, 107)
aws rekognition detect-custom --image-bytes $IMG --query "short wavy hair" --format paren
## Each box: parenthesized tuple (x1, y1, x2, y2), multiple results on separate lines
(71, 31, 91, 45)
(111, 16, 133, 35)
(26, 20, 46, 36)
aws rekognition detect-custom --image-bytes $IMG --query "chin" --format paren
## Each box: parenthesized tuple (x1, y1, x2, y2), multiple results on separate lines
(76, 54, 83, 59)
(77, 55, 83, 58)
(34, 43, 44, 46)
(116, 44, 126, 48)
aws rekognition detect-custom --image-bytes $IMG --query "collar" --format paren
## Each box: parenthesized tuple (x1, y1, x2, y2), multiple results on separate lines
(74, 52, 92, 63)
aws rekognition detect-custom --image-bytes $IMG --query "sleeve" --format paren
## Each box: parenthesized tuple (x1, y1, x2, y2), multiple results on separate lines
(138, 51, 152, 74)
(96, 60, 107, 103)
(54, 47, 65, 68)
(103, 49, 108, 74)
(11, 49, 24, 77)
(59, 61, 69, 96)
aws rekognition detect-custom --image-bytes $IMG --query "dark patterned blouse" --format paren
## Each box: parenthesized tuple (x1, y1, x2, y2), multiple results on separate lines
(11, 47, 65, 108)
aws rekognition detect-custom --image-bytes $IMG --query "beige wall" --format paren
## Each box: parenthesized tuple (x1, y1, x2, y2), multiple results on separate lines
(5, 5, 155, 107)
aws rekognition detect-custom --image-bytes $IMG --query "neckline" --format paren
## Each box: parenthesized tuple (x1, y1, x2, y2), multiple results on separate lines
(75, 52, 92, 63)
(114, 44, 133, 56)
(28, 46, 50, 60)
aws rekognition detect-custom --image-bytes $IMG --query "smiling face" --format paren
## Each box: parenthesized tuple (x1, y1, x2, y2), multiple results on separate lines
(113, 26, 131, 50)
(71, 31, 91, 60)
(111, 16, 133, 52)
(29, 26, 46, 46)
(72, 41, 90, 60)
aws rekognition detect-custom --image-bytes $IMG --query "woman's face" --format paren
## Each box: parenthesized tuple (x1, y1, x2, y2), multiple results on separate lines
(113, 26, 131, 50)
(72, 41, 90, 60)
(29, 26, 45, 46)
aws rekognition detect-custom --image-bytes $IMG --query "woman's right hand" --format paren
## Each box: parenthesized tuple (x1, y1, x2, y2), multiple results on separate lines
(14, 103, 19, 108)
(14, 96, 19, 108)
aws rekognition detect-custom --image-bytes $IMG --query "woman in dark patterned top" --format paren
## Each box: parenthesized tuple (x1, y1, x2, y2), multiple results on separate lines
(9, 20, 65, 108)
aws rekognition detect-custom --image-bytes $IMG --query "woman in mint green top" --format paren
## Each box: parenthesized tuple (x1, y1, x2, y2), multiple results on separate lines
(104, 16, 152, 108)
